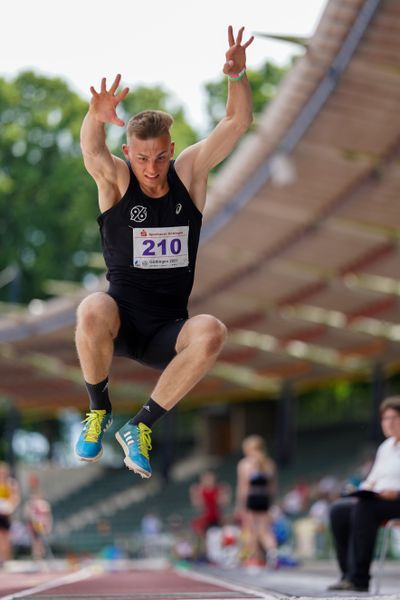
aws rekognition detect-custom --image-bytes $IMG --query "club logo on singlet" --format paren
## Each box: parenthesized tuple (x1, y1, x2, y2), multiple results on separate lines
(176, 203, 182, 215)
(130, 205, 147, 223)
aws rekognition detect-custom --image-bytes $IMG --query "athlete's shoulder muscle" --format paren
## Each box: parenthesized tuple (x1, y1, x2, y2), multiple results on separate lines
(96, 156, 130, 213)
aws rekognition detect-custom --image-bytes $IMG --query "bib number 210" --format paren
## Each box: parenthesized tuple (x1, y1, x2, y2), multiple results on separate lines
(142, 238, 182, 256)
(132, 226, 189, 269)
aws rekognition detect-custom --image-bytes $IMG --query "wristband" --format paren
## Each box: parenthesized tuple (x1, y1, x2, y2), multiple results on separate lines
(228, 67, 246, 81)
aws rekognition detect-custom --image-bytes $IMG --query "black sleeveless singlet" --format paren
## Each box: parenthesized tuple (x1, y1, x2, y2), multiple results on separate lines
(97, 161, 203, 318)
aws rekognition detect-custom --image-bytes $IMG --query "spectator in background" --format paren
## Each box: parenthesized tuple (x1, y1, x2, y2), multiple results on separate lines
(328, 396, 400, 592)
(235, 435, 278, 567)
(282, 481, 311, 517)
(0, 462, 20, 562)
(140, 511, 162, 558)
(306, 476, 340, 558)
(141, 511, 162, 537)
(190, 471, 230, 535)
(24, 486, 53, 560)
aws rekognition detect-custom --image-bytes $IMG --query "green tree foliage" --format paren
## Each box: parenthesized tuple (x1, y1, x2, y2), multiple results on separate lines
(0, 71, 96, 304)
(0, 73, 198, 304)
(204, 61, 288, 129)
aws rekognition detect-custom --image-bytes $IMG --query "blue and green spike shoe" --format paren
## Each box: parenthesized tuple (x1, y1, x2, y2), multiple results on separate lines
(115, 421, 152, 478)
(75, 409, 113, 462)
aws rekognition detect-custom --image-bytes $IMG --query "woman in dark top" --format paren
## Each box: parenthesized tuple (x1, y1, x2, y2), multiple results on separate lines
(235, 435, 277, 566)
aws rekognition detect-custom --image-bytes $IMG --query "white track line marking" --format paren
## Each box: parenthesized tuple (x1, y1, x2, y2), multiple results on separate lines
(0, 566, 94, 600)
(175, 567, 281, 600)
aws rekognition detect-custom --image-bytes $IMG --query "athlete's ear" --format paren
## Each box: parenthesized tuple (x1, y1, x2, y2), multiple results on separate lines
(170, 141, 175, 157)
(122, 144, 129, 159)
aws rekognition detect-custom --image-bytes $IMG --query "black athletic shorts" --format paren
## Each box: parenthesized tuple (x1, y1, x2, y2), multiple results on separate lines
(246, 495, 271, 512)
(0, 514, 11, 531)
(107, 286, 187, 370)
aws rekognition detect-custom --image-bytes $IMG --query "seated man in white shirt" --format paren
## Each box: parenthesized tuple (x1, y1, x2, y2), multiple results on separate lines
(327, 396, 400, 592)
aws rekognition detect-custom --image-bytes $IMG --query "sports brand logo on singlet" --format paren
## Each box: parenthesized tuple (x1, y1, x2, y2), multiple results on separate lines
(132, 226, 189, 269)
(130, 205, 147, 223)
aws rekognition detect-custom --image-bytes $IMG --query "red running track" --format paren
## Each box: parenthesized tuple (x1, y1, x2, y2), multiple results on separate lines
(0, 564, 270, 600)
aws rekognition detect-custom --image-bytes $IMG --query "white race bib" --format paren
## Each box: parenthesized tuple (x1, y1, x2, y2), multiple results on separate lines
(132, 226, 189, 269)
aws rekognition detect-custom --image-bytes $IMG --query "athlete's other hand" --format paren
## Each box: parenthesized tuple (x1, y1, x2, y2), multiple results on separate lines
(223, 26, 254, 76)
(89, 74, 129, 127)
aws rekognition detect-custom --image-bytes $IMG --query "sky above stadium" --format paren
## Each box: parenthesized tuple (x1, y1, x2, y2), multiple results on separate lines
(3, 0, 327, 131)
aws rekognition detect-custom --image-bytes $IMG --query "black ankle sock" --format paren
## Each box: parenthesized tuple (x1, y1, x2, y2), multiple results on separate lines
(85, 377, 112, 413)
(131, 398, 167, 428)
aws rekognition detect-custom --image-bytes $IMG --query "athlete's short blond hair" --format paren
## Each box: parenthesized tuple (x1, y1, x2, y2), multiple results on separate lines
(127, 110, 173, 140)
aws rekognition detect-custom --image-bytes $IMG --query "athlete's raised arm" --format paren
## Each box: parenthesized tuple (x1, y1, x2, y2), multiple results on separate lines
(80, 74, 130, 212)
(175, 26, 254, 212)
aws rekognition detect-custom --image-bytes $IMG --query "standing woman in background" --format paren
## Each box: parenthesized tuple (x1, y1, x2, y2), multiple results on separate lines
(235, 435, 278, 566)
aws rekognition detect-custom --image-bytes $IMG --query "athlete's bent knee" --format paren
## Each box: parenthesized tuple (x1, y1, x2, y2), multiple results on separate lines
(76, 293, 119, 337)
(198, 315, 227, 355)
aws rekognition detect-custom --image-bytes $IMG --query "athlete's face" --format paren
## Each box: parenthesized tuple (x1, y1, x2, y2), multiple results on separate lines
(122, 134, 174, 194)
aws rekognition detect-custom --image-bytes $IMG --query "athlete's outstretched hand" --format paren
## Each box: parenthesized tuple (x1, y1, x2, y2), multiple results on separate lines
(223, 26, 254, 76)
(89, 74, 129, 127)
